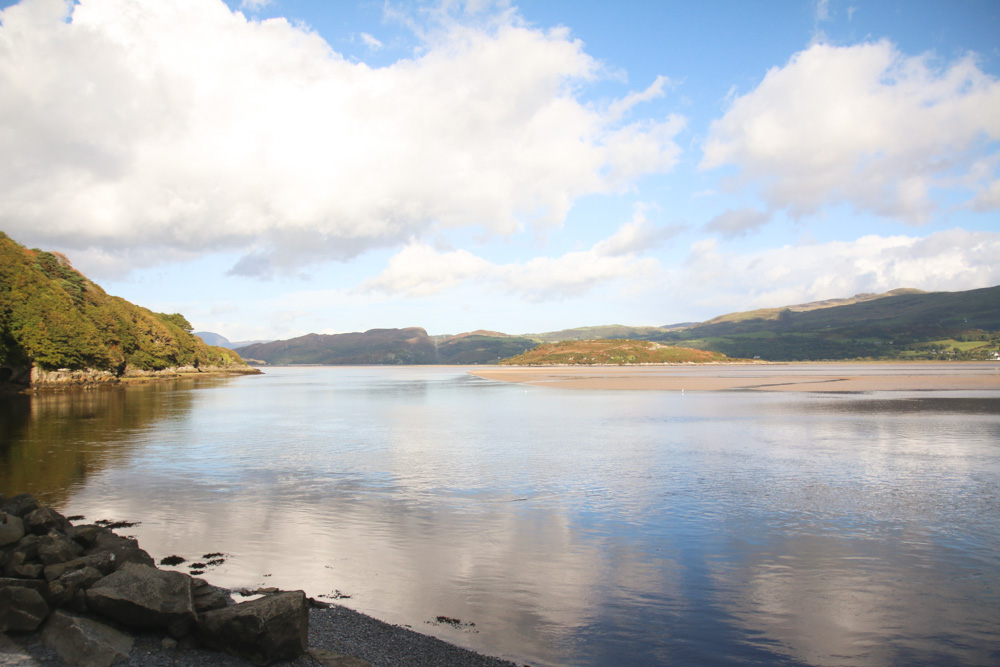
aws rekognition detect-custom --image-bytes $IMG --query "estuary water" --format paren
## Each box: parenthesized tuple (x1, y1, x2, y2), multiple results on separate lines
(1, 365, 999, 666)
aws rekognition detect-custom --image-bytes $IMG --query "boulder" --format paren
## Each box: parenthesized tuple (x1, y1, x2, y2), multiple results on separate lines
(42, 610, 134, 667)
(59, 565, 104, 592)
(37, 532, 84, 565)
(0, 585, 50, 631)
(44, 552, 114, 581)
(198, 590, 309, 665)
(23, 507, 69, 535)
(0, 576, 48, 595)
(11, 533, 40, 561)
(192, 579, 233, 613)
(84, 531, 154, 571)
(66, 524, 104, 548)
(86, 563, 196, 637)
(0, 512, 25, 546)
(0, 494, 40, 518)
(4, 550, 43, 579)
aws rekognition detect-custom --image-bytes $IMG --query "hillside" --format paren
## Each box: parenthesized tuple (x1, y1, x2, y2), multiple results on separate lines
(0, 232, 252, 387)
(235, 328, 537, 365)
(500, 340, 730, 365)
(650, 286, 1000, 361)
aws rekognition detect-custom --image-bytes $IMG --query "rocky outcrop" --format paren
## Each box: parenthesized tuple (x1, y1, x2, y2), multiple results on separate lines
(0, 493, 310, 665)
(25, 365, 262, 392)
(198, 590, 309, 665)
(87, 563, 197, 637)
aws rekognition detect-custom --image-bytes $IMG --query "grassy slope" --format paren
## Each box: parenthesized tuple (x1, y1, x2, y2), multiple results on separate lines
(650, 286, 1000, 361)
(500, 340, 729, 365)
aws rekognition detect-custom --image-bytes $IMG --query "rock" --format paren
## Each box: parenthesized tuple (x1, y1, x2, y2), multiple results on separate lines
(0, 586, 51, 631)
(36, 533, 84, 565)
(0, 576, 48, 596)
(0, 512, 26, 546)
(44, 552, 114, 581)
(46, 579, 72, 609)
(23, 507, 68, 536)
(86, 563, 196, 637)
(308, 647, 373, 667)
(59, 565, 104, 591)
(198, 590, 309, 665)
(0, 494, 40, 518)
(192, 582, 233, 613)
(11, 533, 40, 561)
(84, 531, 154, 571)
(5, 550, 44, 579)
(65, 524, 104, 548)
(42, 610, 134, 667)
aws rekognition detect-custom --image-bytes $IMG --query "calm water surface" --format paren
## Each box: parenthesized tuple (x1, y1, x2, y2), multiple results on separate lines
(2, 365, 999, 666)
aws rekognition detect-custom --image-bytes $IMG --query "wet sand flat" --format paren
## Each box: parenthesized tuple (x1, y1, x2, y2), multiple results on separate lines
(469, 362, 1000, 392)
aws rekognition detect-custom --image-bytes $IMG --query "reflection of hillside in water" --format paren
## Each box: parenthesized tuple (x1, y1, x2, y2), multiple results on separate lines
(0, 379, 221, 506)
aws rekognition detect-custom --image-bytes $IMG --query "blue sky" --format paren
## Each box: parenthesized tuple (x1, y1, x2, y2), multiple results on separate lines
(1, 0, 998, 341)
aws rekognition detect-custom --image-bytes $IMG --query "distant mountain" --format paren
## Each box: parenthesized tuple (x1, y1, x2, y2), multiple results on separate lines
(235, 328, 537, 365)
(0, 232, 252, 387)
(230, 285, 999, 366)
(194, 332, 272, 350)
(649, 286, 1000, 361)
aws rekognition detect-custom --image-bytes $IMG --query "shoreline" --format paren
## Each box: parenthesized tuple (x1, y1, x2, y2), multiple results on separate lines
(5, 605, 521, 667)
(1, 366, 262, 394)
(0, 493, 521, 667)
(469, 361, 1000, 392)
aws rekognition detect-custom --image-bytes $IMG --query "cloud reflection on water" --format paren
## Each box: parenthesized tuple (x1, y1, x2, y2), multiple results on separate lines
(2, 367, 998, 666)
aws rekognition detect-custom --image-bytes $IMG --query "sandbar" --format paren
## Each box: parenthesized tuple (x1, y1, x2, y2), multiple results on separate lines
(469, 362, 1000, 392)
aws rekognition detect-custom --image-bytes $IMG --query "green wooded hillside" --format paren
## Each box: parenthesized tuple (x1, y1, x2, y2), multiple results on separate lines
(650, 286, 1000, 361)
(0, 231, 248, 381)
(514, 286, 1000, 362)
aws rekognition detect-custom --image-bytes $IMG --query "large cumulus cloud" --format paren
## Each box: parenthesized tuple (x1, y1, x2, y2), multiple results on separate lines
(701, 40, 1000, 223)
(0, 0, 684, 277)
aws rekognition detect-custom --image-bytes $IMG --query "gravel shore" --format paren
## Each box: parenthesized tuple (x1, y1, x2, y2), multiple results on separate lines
(2, 605, 523, 667)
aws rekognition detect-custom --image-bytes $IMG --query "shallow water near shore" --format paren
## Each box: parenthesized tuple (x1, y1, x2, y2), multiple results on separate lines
(2, 365, 999, 666)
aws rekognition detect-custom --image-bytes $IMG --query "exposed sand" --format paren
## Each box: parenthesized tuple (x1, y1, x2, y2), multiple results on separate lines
(469, 362, 1000, 392)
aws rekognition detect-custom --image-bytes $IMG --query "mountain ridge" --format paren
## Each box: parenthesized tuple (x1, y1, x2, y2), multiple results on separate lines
(234, 285, 1000, 364)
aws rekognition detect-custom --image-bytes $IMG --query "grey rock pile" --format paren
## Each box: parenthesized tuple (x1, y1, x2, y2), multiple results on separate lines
(1, 493, 310, 666)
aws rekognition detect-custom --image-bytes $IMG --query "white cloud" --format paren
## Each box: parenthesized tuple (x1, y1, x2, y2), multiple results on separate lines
(0, 0, 684, 278)
(677, 229, 1000, 311)
(240, 0, 272, 10)
(593, 204, 683, 256)
(360, 214, 666, 301)
(360, 32, 383, 50)
(704, 207, 771, 239)
(356, 244, 494, 297)
(970, 179, 1000, 211)
(814, 0, 830, 22)
(701, 41, 1000, 223)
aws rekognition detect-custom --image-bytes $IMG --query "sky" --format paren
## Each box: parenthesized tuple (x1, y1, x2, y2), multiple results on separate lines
(1, 0, 999, 342)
